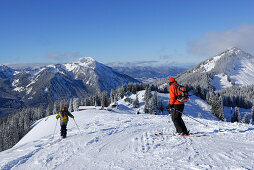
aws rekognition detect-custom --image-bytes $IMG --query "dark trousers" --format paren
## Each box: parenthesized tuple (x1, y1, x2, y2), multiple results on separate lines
(171, 104, 188, 134)
(60, 121, 68, 138)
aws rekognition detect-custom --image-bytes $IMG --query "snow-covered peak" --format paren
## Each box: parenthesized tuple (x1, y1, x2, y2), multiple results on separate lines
(78, 57, 95, 63)
(179, 47, 254, 90)
(77, 57, 96, 68)
(223, 47, 251, 58)
(226, 46, 242, 54)
(63, 57, 97, 72)
(194, 47, 252, 74)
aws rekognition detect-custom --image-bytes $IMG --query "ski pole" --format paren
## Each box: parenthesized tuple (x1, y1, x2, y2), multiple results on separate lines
(182, 112, 208, 127)
(73, 118, 81, 134)
(171, 108, 208, 127)
(53, 119, 58, 139)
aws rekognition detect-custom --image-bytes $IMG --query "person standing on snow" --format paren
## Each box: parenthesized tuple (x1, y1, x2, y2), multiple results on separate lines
(56, 106, 74, 138)
(169, 77, 189, 135)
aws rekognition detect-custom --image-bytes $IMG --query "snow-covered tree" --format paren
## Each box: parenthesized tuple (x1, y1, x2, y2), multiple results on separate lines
(198, 112, 202, 119)
(46, 104, 53, 116)
(159, 98, 164, 113)
(210, 94, 225, 121)
(237, 107, 241, 122)
(133, 94, 139, 108)
(241, 113, 249, 124)
(231, 106, 241, 123)
(110, 89, 115, 104)
(69, 98, 74, 112)
(250, 106, 254, 124)
(53, 100, 60, 114)
(73, 98, 80, 111)
(101, 91, 109, 107)
(131, 84, 137, 94)
(144, 86, 152, 102)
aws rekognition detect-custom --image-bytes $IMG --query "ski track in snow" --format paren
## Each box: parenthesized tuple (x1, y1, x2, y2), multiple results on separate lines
(1, 93, 254, 170)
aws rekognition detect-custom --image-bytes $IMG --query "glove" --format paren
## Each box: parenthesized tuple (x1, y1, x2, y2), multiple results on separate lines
(56, 115, 59, 119)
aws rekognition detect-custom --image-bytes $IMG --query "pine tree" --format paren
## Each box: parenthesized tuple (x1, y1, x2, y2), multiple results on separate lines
(84, 98, 91, 106)
(148, 99, 155, 115)
(232, 106, 241, 122)
(127, 83, 132, 93)
(159, 98, 164, 113)
(101, 91, 109, 107)
(218, 96, 225, 121)
(69, 98, 74, 112)
(53, 100, 60, 115)
(133, 94, 139, 108)
(94, 96, 98, 107)
(132, 84, 137, 94)
(153, 91, 159, 108)
(110, 89, 115, 104)
(241, 113, 249, 124)
(198, 112, 202, 119)
(144, 98, 150, 114)
(231, 107, 238, 123)
(210, 94, 225, 121)
(23, 113, 30, 134)
(73, 98, 80, 111)
(144, 86, 152, 102)
(250, 106, 254, 124)
(46, 104, 53, 116)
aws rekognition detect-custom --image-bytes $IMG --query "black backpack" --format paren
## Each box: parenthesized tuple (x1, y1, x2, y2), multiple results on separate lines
(173, 84, 189, 103)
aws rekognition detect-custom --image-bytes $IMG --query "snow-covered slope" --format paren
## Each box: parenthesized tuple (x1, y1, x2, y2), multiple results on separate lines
(1, 93, 254, 169)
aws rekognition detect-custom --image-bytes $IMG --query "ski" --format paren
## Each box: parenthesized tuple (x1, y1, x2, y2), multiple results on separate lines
(154, 133, 163, 136)
(155, 133, 206, 137)
(173, 133, 206, 137)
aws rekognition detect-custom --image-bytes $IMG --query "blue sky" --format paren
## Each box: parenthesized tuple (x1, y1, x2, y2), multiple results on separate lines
(0, 0, 254, 66)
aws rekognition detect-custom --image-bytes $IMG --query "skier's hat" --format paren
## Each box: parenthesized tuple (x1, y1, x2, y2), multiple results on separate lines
(169, 77, 175, 83)
(62, 106, 67, 110)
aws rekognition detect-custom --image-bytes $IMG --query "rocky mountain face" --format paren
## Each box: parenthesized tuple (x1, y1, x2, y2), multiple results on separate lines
(0, 57, 138, 116)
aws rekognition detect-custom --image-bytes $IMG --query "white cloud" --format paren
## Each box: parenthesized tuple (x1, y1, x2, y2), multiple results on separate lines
(188, 25, 254, 56)
(45, 52, 80, 61)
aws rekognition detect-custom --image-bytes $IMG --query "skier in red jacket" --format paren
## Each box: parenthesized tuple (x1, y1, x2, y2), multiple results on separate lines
(169, 77, 189, 135)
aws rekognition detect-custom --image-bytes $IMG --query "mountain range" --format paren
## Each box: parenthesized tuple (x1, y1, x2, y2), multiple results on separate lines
(0, 57, 138, 116)
(1, 47, 253, 116)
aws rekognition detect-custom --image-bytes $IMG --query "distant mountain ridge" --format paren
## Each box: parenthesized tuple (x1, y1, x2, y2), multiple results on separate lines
(0, 57, 138, 116)
(109, 65, 187, 83)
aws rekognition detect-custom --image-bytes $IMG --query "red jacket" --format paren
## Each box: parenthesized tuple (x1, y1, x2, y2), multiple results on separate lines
(169, 82, 184, 105)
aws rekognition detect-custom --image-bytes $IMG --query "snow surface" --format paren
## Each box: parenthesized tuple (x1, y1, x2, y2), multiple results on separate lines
(199, 54, 222, 72)
(212, 74, 233, 90)
(1, 93, 254, 170)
